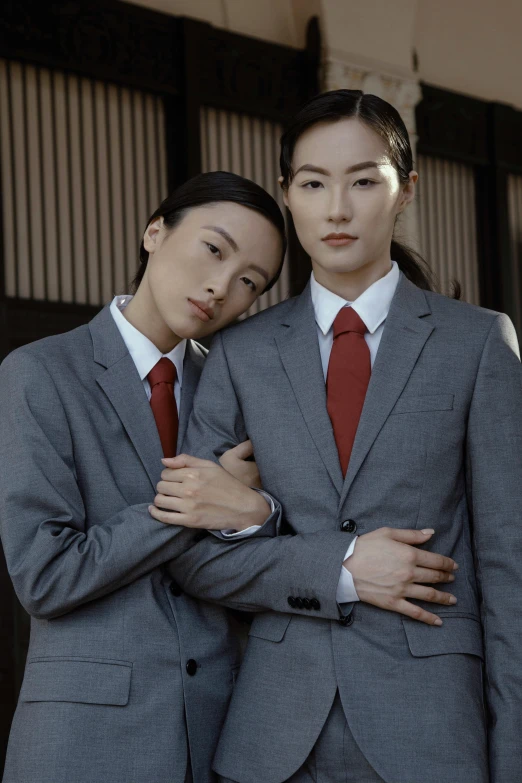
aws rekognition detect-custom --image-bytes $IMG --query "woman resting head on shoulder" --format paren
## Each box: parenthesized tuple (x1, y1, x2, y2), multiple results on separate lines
(125, 170, 287, 491)
(124, 170, 286, 353)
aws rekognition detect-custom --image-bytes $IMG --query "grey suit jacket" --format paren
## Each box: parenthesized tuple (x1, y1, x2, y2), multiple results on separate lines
(179, 274, 522, 783)
(0, 305, 350, 783)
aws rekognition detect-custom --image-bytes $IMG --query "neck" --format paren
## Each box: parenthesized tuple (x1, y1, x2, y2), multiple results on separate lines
(312, 257, 392, 301)
(123, 281, 182, 354)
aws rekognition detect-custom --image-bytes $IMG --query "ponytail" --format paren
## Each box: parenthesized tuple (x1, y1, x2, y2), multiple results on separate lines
(391, 239, 461, 299)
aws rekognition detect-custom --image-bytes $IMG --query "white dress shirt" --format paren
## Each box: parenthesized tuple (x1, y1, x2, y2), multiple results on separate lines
(110, 295, 186, 407)
(310, 261, 400, 603)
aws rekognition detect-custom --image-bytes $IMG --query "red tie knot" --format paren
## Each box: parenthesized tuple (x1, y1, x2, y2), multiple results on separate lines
(333, 307, 368, 339)
(148, 357, 177, 388)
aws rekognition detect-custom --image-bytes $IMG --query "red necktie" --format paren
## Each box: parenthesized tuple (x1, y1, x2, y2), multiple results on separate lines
(147, 358, 179, 458)
(326, 307, 371, 476)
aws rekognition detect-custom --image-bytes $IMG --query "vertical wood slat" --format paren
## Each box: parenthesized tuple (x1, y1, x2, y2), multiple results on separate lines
(417, 154, 480, 305)
(199, 106, 289, 318)
(507, 174, 522, 337)
(0, 58, 168, 305)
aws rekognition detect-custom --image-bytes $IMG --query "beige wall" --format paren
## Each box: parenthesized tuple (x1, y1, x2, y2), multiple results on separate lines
(129, 0, 522, 109)
(415, 0, 522, 108)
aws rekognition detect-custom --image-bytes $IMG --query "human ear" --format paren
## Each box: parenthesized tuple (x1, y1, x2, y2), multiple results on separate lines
(278, 176, 290, 210)
(142, 217, 164, 254)
(397, 171, 418, 213)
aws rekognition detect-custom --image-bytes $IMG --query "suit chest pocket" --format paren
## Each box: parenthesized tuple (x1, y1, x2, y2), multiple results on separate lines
(391, 393, 455, 415)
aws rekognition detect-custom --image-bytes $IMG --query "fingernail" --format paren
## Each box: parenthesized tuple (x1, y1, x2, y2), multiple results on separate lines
(453, 563, 459, 570)
(434, 618, 443, 626)
(148, 505, 154, 513)
(448, 574, 455, 582)
(421, 529, 435, 535)
(449, 596, 457, 604)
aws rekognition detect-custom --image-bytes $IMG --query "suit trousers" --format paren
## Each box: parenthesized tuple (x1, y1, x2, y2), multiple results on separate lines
(219, 691, 384, 783)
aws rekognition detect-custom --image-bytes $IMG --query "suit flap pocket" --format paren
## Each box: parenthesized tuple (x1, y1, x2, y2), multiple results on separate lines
(21, 658, 133, 705)
(248, 613, 292, 642)
(391, 394, 454, 414)
(402, 616, 483, 659)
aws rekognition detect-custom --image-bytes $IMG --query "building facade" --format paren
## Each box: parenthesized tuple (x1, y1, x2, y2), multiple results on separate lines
(0, 0, 521, 770)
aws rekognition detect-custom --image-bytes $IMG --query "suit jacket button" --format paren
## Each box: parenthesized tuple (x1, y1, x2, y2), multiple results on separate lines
(295, 597, 304, 609)
(186, 659, 198, 676)
(310, 598, 321, 611)
(169, 581, 183, 597)
(338, 613, 354, 627)
(288, 596, 297, 608)
(302, 598, 311, 610)
(341, 519, 357, 533)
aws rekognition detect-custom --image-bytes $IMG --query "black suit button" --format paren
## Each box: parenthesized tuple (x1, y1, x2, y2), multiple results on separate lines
(310, 598, 321, 611)
(288, 596, 297, 608)
(302, 598, 311, 610)
(169, 581, 182, 597)
(341, 519, 357, 534)
(338, 613, 354, 627)
(186, 659, 198, 676)
(295, 597, 304, 609)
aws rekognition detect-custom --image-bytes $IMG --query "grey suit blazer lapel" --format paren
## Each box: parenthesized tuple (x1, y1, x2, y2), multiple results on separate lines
(89, 306, 164, 492)
(339, 274, 434, 507)
(178, 340, 207, 449)
(274, 284, 344, 495)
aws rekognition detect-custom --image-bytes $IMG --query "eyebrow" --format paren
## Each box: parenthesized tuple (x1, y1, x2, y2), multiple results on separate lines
(202, 225, 239, 252)
(248, 264, 269, 284)
(294, 161, 380, 177)
(202, 225, 269, 283)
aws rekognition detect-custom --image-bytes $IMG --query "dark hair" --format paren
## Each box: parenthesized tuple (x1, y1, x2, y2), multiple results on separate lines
(131, 171, 287, 293)
(280, 89, 457, 296)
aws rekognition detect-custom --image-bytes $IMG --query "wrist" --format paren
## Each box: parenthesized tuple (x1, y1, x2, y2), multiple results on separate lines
(236, 487, 270, 531)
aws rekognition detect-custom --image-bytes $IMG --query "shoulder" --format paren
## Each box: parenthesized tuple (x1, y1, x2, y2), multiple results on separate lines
(219, 297, 296, 346)
(1, 324, 91, 378)
(425, 289, 502, 332)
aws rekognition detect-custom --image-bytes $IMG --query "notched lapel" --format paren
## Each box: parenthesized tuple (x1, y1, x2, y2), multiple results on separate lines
(178, 340, 206, 449)
(340, 276, 434, 507)
(275, 286, 344, 495)
(90, 307, 163, 492)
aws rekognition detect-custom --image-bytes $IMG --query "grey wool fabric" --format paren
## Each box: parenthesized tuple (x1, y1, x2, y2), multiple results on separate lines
(179, 274, 522, 783)
(0, 305, 351, 783)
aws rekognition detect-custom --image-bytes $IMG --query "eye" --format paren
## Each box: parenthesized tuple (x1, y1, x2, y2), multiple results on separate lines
(354, 178, 375, 188)
(302, 180, 323, 189)
(241, 277, 257, 292)
(205, 242, 221, 258)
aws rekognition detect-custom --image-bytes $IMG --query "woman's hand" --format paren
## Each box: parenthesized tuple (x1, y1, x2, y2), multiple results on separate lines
(219, 440, 262, 489)
(149, 454, 269, 530)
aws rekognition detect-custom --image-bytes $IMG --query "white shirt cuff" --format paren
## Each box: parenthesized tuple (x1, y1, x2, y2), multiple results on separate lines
(336, 537, 360, 603)
(220, 489, 274, 538)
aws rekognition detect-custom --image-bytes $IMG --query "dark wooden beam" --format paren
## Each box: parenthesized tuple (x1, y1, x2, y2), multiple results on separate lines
(0, 0, 183, 96)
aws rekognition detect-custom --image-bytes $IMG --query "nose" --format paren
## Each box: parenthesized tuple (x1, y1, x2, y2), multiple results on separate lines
(205, 271, 230, 303)
(328, 185, 352, 225)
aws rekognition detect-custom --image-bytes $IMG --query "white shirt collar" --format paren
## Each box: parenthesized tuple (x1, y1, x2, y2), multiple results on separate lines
(310, 261, 400, 336)
(109, 295, 187, 386)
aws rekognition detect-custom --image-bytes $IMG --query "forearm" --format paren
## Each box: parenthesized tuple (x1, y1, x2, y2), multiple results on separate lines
(168, 528, 352, 619)
(3, 505, 199, 620)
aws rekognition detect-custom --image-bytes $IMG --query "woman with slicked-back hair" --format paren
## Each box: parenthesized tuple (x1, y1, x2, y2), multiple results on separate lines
(160, 90, 522, 783)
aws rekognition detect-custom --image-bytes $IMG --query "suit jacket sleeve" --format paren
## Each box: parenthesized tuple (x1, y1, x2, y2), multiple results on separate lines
(0, 348, 212, 620)
(466, 314, 522, 782)
(167, 331, 351, 619)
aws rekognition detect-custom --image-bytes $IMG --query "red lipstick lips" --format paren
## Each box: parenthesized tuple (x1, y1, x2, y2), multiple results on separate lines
(188, 298, 215, 322)
(322, 233, 357, 247)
